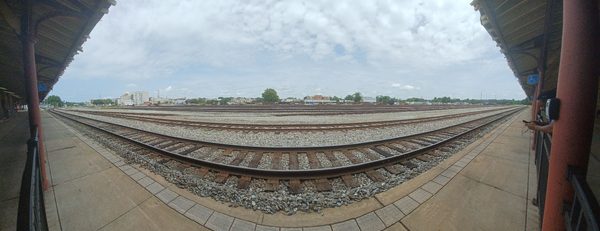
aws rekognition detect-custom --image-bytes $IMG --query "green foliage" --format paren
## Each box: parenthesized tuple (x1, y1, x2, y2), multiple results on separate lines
(90, 98, 114, 106)
(65, 101, 85, 107)
(352, 92, 362, 103)
(376, 95, 400, 105)
(344, 95, 353, 101)
(185, 98, 207, 105)
(44, 95, 64, 107)
(331, 96, 341, 103)
(405, 97, 426, 102)
(261, 88, 280, 103)
(217, 97, 233, 105)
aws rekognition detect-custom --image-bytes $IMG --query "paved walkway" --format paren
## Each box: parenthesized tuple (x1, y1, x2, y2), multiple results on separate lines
(1, 109, 539, 231)
(0, 113, 28, 231)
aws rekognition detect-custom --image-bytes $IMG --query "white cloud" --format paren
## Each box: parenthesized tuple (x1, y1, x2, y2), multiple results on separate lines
(391, 83, 419, 90)
(55, 0, 525, 101)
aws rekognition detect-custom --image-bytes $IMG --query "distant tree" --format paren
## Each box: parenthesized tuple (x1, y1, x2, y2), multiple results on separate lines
(44, 95, 64, 107)
(261, 88, 280, 103)
(344, 95, 354, 101)
(65, 101, 85, 107)
(186, 98, 208, 105)
(352, 92, 362, 103)
(332, 96, 341, 103)
(218, 97, 233, 105)
(406, 97, 426, 102)
(91, 99, 114, 106)
(376, 95, 392, 105)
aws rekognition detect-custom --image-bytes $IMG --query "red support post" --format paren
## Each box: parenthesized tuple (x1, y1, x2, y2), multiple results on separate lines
(542, 0, 599, 230)
(22, 0, 49, 190)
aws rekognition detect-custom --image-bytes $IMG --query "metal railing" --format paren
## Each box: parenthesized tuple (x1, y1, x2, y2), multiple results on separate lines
(16, 126, 48, 231)
(535, 130, 552, 225)
(564, 168, 600, 231)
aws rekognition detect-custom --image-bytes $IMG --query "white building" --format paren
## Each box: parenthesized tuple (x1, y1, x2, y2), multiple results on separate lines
(362, 97, 376, 103)
(117, 91, 149, 106)
(132, 91, 149, 105)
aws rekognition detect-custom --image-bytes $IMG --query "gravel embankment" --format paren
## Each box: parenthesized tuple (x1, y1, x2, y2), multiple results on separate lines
(63, 107, 516, 147)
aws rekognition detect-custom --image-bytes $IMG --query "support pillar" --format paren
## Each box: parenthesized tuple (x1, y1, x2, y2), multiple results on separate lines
(1, 92, 6, 119)
(542, 0, 599, 230)
(22, 0, 48, 190)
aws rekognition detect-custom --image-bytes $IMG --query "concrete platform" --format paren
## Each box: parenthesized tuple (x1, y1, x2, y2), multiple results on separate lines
(1, 109, 539, 231)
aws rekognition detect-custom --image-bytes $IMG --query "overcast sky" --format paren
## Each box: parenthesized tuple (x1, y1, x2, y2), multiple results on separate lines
(52, 0, 526, 101)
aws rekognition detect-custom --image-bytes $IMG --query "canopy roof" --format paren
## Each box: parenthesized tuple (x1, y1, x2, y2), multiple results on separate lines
(472, 0, 562, 98)
(0, 0, 114, 101)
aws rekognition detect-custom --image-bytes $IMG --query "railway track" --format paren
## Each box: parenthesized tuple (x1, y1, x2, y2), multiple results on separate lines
(61, 107, 509, 133)
(50, 107, 522, 194)
(115, 104, 483, 115)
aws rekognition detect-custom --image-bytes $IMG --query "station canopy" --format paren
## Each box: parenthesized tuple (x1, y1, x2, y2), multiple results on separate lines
(472, 0, 562, 98)
(0, 0, 114, 101)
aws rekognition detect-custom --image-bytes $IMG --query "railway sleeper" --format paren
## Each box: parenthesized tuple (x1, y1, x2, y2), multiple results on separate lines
(370, 146, 393, 158)
(315, 179, 333, 192)
(179, 145, 203, 155)
(156, 140, 177, 149)
(416, 155, 433, 162)
(401, 161, 418, 169)
(366, 170, 385, 182)
(214, 172, 230, 184)
(341, 175, 359, 188)
(384, 165, 404, 174)
(237, 176, 252, 189)
(264, 179, 280, 192)
(288, 179, 302, 194)
(362, 148, 380, 160)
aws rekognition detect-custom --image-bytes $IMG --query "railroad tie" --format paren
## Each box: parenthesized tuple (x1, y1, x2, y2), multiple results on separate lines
(164, 142, 187, 152)
(385, 144, 408, 154)
(264, 179, 279, 192)
(237, 176, 252, 189)
(315, 179, 332, 192)
(428, 150, 443, 157)
(306, 152, 321, 169)
(271, 152, 282, 170)
(211, 149, 228, 163)
(416, 155, 432, 162)
(214, 172, 229, 184)
(193, 168, 210, 178)
(365, 170, 385, 182)
(156, 141, 176, 149)
(248, 152, 264, 168)
(384, 165, 404, 174)
(149, 139, 168, 146)
(341, 175, 359, 188)
(288, 153, 299, 170)
(229, 151, 247, 166)
(401, 161, 418, 169)
(288, 179, 302, 194)
(178, 145, 203, 155)
(369, 147, 393, 158)
(343, 150, 362, 164)
(324, 151, 341, 167)
(361, 148, 381, 160)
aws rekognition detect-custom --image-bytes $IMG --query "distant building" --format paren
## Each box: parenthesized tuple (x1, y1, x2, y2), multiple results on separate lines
(230, 97, 255, 105)
(304, 95, 336, 105)
(117, 91, 149, 106)
(149, 97, 173, 105)
(362, 97, 376, 103)
(117, 93, 133, 106)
